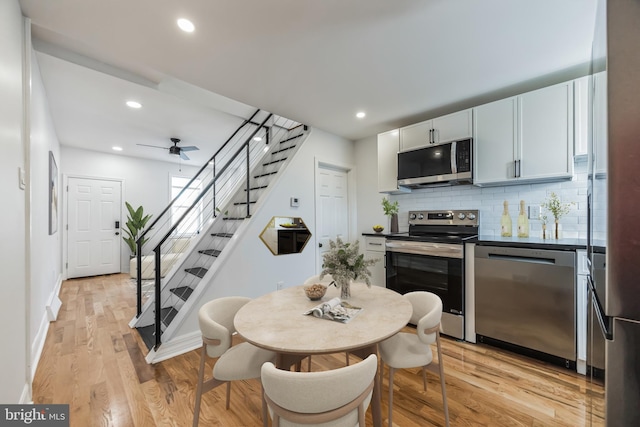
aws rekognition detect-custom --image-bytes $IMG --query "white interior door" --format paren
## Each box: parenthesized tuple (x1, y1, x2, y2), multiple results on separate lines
(67, 177, 122, 278)
(315, 164, 349, 273)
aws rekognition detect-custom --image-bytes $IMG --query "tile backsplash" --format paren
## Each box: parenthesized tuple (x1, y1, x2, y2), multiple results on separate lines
(390, 158, 597, 240)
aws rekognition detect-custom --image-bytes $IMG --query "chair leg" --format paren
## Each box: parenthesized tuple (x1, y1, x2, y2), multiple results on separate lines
(345, 352, 350, 366)
(307, 355, 312, 371)
(436, 334, 450, 427)
(225, 381, 231, 410)
(421, 366, 428, 391)
(388, 366, 395, 427)
(193, 346, 207, 427)
(261, 384, 269, 427)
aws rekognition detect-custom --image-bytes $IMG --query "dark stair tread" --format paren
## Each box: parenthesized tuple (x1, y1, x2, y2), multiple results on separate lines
(170, 286, 193, 301)
(280, 134, 303, 144)
(185, 267, 208, 278)
(211, 232, 234, 238)
(244, 185, 268, 191)
(233, 201, 257, 206)
(254, 171, 278, 179)
(222, 217, 246, 221)
(272, 146, 296, 155)
(135, 325, 155, 350)
(199, 249, 221, 257)
(161, 307, 179, 326)
(263, 158, 287, 166)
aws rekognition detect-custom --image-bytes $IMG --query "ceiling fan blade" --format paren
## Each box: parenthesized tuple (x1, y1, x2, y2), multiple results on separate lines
(180, 146, 199, 152)
(180, 151, 190, 160)
(137, 143, 168, 150)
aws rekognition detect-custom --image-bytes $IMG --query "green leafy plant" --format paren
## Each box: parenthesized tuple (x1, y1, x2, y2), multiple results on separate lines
(320, 237, 378, 287)
(123, 202, 152, 256)
(381, 197, 399, 217)
(541, 192, 574, 221)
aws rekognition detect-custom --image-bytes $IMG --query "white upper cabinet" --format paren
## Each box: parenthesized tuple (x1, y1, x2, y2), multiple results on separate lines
(378, 129, 408, 193)
(400, 109, 472, 151)
(593, 71, 607, 176)
(474, 81, 574, 186)
(574, 75, 591, 157)
(473, 97, 518, 183)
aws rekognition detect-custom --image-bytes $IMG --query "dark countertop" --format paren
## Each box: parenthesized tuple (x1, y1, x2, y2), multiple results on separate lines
(473, 235, 586, 251)
(361, 232, 407, 238)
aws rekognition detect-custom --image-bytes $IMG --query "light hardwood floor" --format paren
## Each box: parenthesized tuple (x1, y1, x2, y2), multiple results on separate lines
(33, 274, 604, 426)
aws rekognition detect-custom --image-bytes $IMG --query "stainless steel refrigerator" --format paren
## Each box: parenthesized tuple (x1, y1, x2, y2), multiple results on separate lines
(587, 0, 640, 426)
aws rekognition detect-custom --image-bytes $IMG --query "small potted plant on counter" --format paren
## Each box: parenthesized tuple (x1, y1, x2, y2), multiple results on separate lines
(381, 197, 399, 233)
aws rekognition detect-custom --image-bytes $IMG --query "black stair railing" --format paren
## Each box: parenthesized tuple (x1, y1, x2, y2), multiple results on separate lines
(135, 109, 263, 316)
(146, 112, 274, 350)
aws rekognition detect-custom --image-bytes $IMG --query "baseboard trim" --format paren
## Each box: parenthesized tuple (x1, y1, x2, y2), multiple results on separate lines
(144, 330, 201, 364)
(32, 275, 63, 380)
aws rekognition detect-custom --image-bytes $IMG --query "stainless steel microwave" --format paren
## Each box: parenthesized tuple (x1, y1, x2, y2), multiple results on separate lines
(397, 138, 472, 187)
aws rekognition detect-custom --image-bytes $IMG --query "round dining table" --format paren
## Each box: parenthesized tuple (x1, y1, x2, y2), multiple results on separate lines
(234, 282, 412, 427)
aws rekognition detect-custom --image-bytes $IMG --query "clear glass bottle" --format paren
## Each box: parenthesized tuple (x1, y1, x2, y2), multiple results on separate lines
(517, 200, 530, 238)
(500, 201, 512, 237)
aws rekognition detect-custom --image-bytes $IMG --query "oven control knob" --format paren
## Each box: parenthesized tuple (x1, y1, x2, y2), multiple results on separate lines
(417, 213, 424, 220)
(409, 213, 417, 220)
(467, 213, 476, 220)
(457, 213, 466, 220)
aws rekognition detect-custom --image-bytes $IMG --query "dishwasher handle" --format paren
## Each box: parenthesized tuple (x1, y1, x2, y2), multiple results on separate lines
(487, 253, 556, 265)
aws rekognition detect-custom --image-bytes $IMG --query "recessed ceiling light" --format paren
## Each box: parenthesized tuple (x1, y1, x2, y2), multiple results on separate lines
(253, 136, 263, 142)
(126, 101, 142, 109)
(177, 18, 195, 33)
(356, 111, 366, 119)
(112, 146, 123, 151)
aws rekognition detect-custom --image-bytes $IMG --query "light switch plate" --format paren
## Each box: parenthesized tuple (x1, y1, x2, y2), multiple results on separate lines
(290, 197, 299, 207)
(528, 205, 541, 219)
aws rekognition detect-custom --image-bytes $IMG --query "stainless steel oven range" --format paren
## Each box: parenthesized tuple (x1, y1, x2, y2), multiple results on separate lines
(385, 209, 479, 340)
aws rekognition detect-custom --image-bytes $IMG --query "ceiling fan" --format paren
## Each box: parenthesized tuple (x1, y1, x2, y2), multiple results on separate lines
(137, 137, 199, 160)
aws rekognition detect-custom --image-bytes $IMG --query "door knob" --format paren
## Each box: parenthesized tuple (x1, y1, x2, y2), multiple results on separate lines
(115, 232, 120, 236)
(319, 243, 323, 248)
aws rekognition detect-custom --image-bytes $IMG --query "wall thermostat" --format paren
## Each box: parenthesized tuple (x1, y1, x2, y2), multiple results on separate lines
(290, 197, 299, 207)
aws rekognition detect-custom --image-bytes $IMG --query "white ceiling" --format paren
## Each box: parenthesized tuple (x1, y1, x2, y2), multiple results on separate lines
(19, 0, 597, 166)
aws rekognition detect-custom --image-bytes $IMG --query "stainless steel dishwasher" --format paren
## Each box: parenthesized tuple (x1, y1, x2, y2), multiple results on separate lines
(475, 245, 576, 365)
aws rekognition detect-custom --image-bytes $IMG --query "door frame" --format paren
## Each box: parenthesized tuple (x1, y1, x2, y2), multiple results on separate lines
(313, 157, 357, 274)
(63, 174, 125, 280)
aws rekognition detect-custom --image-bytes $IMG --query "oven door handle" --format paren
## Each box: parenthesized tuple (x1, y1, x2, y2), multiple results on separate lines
(385, 241, 463, 259)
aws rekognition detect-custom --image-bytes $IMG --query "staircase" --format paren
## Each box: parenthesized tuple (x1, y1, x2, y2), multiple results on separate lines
(130, 110, 308, 350)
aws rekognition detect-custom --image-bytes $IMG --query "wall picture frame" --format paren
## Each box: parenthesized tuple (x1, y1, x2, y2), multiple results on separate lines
(49, 151, 58, 235)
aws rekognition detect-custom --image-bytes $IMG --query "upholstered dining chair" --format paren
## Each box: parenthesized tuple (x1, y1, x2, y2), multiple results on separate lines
(378, 291, 450, 427)
(261, 353, 378, 427)
(193, 296, 277, 427)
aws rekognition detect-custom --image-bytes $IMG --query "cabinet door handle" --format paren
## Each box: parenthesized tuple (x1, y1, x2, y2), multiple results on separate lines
(429, 129, 434, 144)
(516, 159, 521, 177)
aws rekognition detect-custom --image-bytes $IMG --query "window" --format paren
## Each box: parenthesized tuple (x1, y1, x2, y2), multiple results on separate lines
(171, 175, 203, 236)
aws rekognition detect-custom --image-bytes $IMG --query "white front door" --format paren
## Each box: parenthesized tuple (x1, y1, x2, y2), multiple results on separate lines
(67, 177, 122, 278)
(315, 164, 349, 273)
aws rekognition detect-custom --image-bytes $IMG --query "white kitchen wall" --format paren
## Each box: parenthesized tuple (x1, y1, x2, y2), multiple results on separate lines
(390, 158, 589, 239)
(0, 0, 28, 403)
(29, 48, 63, 374)
(60, 146, 201, 273)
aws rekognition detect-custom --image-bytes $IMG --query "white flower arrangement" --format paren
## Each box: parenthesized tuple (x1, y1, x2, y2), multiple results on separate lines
(320, 237, 378, 287)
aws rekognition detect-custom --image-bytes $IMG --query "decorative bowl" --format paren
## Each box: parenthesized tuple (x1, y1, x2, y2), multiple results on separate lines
(304, 283, 327, 301)
(372, 225, 384, 233)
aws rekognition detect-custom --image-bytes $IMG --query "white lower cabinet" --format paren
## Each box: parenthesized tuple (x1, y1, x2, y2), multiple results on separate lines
(364, 236, 386, 287)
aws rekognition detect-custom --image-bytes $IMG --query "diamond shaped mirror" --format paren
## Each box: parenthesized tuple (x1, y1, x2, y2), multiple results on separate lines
(260, 216, 312, 255)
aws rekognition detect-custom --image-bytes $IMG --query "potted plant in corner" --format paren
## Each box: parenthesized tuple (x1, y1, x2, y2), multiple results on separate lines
(123, 202, 152, 257)
(541, 192, 574, 239)
(381, 197, 400, 233)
